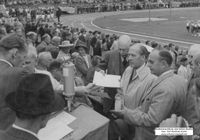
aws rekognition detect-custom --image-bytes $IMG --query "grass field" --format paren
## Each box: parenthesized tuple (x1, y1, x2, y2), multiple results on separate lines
(93, 8, 200, 45)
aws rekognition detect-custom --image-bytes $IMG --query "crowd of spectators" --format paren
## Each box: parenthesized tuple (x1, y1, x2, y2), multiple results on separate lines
(1, 4, 200, 140)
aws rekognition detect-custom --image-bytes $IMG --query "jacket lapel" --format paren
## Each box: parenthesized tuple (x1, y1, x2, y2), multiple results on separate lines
(123, 67, 133, 94)
(141, 71, 174, 102)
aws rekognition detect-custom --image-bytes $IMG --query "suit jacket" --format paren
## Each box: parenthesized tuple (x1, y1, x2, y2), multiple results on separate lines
(103, 50, 128, 76)
(36, 41, 48, 53)
(74, 54, 92, 84)
(121, 65, 157, 110)
(0, 127, 38, 140)
(0, 61, 34, 130)
(123, 71, 197, 140)
(101, 50, 129, 100)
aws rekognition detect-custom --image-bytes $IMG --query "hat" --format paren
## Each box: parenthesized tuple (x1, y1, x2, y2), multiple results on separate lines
(75, 39, 87, 50)
(59, 40, 74, 48)
(0, 33, 26, 50)
(5, 74, 65, 116)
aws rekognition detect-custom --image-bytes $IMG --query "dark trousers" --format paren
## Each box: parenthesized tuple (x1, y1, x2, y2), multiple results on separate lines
(108, 119, 135, 140)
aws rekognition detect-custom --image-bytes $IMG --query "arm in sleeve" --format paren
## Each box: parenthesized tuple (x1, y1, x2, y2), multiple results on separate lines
(123, 90, 174, 127)
(75, 57, 88, 76)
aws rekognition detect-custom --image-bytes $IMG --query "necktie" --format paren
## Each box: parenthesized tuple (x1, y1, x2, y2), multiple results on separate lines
(122, 56, 128, 67)
(129, 69, 136, 84)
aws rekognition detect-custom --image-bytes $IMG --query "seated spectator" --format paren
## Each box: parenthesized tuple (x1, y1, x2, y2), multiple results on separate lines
(57, 40, 74, 63)
(49, 36, 61, 59)
(0, 74, 65, 140)
(74, 40, 92, 85)
(26, 31, 37, 49)
(36, 34, 51, 53)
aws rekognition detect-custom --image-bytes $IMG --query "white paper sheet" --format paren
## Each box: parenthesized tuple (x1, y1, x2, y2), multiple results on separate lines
(38, 111, 76, 140)
(38, 121, 73, 140)
(50, 111, 76, 125)
(93, 71, 121, 88)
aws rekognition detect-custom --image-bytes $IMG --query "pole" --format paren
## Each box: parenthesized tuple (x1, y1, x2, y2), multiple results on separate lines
(169, 0, 172, 21)
(148, 0, 151, 23)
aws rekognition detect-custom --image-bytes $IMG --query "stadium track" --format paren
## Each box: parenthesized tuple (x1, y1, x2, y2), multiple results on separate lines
(61, 7, 200, 49)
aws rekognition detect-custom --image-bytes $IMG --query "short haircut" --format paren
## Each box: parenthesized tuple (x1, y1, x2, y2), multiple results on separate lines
(41, 34, 50, 41)
(48, 61, 62, 72)
(158, 50, 173, 66)
(138, 44, 150, 60)
(26, 32, 37, 39)
(0, 33, 26, 52)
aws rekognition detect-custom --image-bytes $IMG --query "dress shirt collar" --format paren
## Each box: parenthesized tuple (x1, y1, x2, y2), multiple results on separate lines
(132, 64, 148, 80)
(12, 124, 38, 139)
(0, 58, 13, 67)
(136, 64, 145, 77)
(160, 69, 174, 77)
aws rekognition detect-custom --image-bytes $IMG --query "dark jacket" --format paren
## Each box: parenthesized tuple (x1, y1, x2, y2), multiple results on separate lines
(0, 60, 34, 130)
(0, 127, 38, 140)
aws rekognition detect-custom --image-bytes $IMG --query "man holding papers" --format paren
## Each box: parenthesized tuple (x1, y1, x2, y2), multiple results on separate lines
(101, 35, 132, 117)
(109, 43, 156, 140)
(0, 74, 65, 140)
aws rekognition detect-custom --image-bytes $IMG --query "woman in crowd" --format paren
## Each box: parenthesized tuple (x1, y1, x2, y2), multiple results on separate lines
(74, 40, 92, 85)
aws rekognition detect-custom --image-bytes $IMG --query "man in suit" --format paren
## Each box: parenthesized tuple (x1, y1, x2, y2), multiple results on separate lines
(0, 73, 65, 140)
(0, 33, 34, 130)
(101, 35, 132, 117)
(109, 43, 157, 140)
(111, 49, 198, 140)
(36, 34, 51, 53)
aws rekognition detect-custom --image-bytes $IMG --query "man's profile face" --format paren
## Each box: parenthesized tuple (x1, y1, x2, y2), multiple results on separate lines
(119, 47, 129, 58)
(128, 47, 144, 69)
(13, 50, 27, 67)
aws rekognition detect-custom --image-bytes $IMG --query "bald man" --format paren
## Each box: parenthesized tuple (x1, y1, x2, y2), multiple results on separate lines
(100, 35, 132, 118)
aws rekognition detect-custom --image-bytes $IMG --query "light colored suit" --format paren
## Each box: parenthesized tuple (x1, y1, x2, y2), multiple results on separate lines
(123, 70, 197, 140)
(109, 65, 156, 140)
(121, 65, 157, 110)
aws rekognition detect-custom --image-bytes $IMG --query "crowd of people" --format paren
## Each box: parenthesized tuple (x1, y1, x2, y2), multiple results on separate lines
(1, 6, 200, 140)
(186, 20, 200, 37)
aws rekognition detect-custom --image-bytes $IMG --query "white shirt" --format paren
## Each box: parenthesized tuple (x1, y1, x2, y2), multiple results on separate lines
(35, 68, 63, 92)
(83, 55, 90, 68)
(178, 65, 191, 81)
(0, 59, 13, 67)
(13, 124, 38, 139)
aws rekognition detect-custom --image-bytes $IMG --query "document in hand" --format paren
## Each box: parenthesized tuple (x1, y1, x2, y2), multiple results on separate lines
(93, 71, 121, 88)
(38, 111, 76, 140)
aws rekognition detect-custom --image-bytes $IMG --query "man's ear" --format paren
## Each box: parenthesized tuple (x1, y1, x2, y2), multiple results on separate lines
(8, 48, 18, 59)
(161, 59, 169, 68)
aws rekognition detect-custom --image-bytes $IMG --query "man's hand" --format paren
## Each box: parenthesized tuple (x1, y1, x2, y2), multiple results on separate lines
(84, 83, 101, 94)
(159, 114, 183, 128)
(110, 110, 125, 119)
